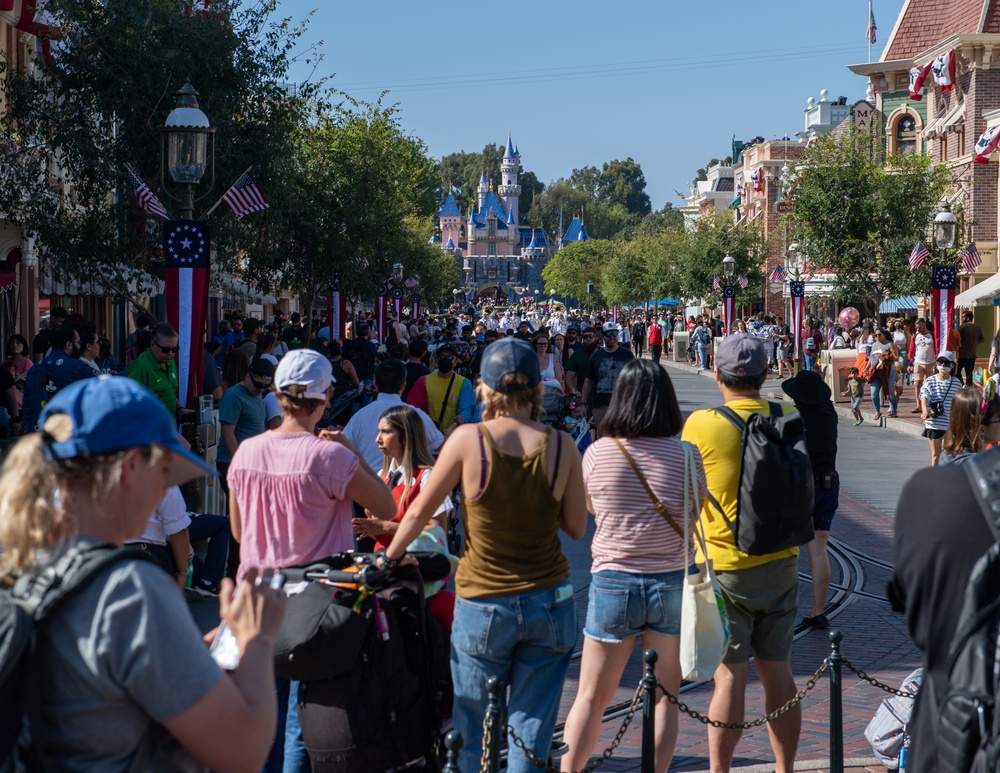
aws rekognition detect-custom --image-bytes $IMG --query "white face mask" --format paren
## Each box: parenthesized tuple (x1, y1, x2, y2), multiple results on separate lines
(937, 364, 952, 375)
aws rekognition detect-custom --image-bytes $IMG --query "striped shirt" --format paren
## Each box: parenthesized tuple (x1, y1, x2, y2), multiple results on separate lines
(582, 436, 707, 574)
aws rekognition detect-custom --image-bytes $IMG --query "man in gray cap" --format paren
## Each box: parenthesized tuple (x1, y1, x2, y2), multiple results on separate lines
(681, 334, 803, 773)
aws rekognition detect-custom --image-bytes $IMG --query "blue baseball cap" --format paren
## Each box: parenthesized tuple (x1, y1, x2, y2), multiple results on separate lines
(479, 337, 540, 393)
(39, 376, 217, 487)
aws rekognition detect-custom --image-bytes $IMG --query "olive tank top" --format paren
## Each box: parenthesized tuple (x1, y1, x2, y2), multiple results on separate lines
(455, 424, 569, 599)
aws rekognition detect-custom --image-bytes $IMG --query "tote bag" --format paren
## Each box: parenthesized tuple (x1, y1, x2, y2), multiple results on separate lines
(679, 441, 730, 681)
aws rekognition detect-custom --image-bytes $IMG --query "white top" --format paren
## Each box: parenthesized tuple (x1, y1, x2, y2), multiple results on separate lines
(912, 331, 936, 365)
(539, 353, 557, 381)
(126, 486, 190, 547)
(344, 392, 444, 470)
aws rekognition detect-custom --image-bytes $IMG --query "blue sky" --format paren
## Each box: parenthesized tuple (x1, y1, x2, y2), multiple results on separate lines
(279, 0, 905, 210)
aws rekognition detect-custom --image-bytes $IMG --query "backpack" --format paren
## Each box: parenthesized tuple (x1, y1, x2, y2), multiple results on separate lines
(865, 668, 922, 769)
(0, 543, 155, 771)
(934, 451, 1000, 773)
(805, 335, 816, 350)
(696, 327, 711, 346)
(345, 338, 375, 380)
(708, 402, 815, 555)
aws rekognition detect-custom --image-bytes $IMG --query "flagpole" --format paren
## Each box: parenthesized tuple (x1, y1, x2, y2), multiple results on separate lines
(202, 165, 253, 219)
(868, 0, 873, 63)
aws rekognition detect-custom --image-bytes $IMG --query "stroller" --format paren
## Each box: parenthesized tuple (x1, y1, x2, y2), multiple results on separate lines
(279, 553, 454, 773)
(539, 381, 568, 427)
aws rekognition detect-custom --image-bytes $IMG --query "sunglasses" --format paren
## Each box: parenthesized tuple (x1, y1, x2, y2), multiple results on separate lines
(154, 342, 180, 353)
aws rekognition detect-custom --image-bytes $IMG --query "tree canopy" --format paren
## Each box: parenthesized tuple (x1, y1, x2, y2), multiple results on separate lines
(792, 128, 952, 318)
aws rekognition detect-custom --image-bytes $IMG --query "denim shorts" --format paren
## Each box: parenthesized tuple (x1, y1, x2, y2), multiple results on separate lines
(584, 569, 686, 643)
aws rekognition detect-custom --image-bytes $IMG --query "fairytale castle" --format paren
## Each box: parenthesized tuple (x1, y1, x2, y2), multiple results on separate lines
(437, 134, 587, 302)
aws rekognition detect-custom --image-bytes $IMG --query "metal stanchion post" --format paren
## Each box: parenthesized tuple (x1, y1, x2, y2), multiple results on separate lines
(485, 676, 504, 773)
(829, 630, 845, 773)
(443, 730, 463, 773)
(642, 649, 659, 773)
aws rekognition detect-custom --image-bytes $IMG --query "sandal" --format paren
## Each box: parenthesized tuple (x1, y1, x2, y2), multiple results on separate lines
(887, 412, 898, 418)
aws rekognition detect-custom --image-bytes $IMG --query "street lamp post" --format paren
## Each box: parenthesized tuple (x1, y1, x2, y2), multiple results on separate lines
(160, 81, 215, 221)
(930, 203, 959, 354)
(786, 242, 807, 373)
(721, 254, 736, 335)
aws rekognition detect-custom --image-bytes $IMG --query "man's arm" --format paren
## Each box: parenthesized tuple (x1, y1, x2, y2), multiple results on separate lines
(221, 423, 238, 458)
(167, 528, 191, 590)
(455, 378, 476, 423)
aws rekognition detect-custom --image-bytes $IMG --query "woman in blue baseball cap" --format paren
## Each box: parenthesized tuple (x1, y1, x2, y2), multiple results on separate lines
(0, 376, 287, 771)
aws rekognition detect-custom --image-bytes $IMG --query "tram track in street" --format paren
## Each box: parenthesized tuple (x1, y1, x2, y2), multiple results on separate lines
(554, 537, 893, 737)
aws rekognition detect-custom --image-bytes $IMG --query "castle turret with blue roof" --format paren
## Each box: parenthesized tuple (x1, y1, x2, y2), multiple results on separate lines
(436, 135, 554, 304)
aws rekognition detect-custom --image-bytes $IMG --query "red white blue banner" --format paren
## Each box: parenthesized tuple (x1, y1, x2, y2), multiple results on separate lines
(790, 281, 806, 360)
(932, 265, 957, 356)
(722, 285, 736, 336)
(328, 290, 346, 340)
(375, 295, 386, 342)
(164, 221, 209, 408)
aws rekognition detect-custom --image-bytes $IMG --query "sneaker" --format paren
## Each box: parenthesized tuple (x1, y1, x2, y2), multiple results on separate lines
(195, 581, 221, 596)
(858, 416, 864, 426)
(183, 588, 204, 604)
(853, 418, 861, 426)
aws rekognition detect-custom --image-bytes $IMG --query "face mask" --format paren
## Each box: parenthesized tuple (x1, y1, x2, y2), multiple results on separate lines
(937, 364, 951, 375)
(438, 357, 454, 373)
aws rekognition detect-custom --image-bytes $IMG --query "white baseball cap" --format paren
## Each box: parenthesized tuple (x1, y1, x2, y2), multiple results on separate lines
(274, 349, 333, 399)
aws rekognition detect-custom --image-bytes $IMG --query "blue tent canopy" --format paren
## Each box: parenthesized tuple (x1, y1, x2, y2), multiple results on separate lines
(879, 296, 919, 313)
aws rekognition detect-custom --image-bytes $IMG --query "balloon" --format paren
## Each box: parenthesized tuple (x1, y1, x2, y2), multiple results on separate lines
(838, 307, 860, 331)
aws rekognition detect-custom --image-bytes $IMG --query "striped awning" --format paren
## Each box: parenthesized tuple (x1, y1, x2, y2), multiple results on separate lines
(879, 295, 920, 313)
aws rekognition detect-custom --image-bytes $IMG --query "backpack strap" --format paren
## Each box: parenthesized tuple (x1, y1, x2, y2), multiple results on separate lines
(436, 374, 457, 429)
(713, 404, 746, 432)
(16, 543, 159, 620)
(962, 449, 1000, 541)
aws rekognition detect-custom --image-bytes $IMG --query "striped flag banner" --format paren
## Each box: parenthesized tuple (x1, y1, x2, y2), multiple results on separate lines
(392, 288, 403, 322)
(909, 241, 931, 270)
(960, 243, 982, 273)
(405, 276, 419, 288)
(127, 166, 170, 221)
(375, 295, 386, 342)
(737, 273, 749, 289)
(328, 290, 347, 340)
(221, 171, 270, 218)
(723, 285, 737, 336)
(768, 265, 787, 283)
(932, 265, 958, 356)
(712, 276, 721, 290)
(790, 281, 806, 360)
(411, 294, 420, 321)
(164, 221, 209, 408)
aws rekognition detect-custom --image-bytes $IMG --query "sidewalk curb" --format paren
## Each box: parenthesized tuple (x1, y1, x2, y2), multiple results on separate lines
(663, 361, 926, 440)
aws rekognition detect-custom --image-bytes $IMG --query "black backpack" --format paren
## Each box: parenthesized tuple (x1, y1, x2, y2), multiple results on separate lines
(0, 544, 154, 772)
(934, 451, 1000, 773)
(345, 338, 375, 380)
(708, 402, 815, 555)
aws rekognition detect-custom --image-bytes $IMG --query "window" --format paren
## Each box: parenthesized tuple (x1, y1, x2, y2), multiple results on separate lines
(958, 130, 966, 157)
(940, 136, 948, 162)
(489, 243, 496, 256)
(489, 220, 496, 235)
(895, 115, 918, 155)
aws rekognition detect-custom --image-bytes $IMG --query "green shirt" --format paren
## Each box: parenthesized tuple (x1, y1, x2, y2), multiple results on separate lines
(567, 347, 593, 391)
(126, 348, 179, 417)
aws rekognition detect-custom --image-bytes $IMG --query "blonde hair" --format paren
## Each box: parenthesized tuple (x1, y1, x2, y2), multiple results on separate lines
(476, 373, 543, 421)
(0, 414, 163, 575)
(276, 383, 331, 418)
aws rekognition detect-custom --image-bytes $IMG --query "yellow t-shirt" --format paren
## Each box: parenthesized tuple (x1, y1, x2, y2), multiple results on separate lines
(681, 398, 800, 572)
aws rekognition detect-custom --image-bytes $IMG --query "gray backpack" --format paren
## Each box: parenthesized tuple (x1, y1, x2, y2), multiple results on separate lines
(708, 402, 815, 555)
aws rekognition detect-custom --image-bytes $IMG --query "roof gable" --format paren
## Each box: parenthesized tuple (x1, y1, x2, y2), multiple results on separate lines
(438, 193, 461, 217)
(561, 217, 589, 244)
(884, 0, 987, 60)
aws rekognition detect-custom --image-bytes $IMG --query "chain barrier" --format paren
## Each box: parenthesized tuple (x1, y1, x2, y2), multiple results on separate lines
(842, 656, 917, 699)
(657, 659, 830, 730)
(480, 683, 644, 773)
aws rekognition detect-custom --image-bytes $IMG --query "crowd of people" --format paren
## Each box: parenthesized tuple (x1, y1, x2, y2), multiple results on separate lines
(2, 292, 1000, 773)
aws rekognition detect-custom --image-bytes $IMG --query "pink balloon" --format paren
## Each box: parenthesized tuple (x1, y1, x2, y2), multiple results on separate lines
(838, 307, 860, 331)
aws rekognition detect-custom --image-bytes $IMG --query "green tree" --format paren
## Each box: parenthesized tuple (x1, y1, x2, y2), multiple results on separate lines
(677, 214, 767, 306)
(598, 158, 652, 216)
(0, 0, 323, 309)
(792, 128, 951, 318)
(542, 239, 610, 305)
(600, 239, 655, 306)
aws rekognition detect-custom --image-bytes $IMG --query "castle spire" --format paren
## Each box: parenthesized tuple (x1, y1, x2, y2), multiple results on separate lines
(504, 131, 516, 159)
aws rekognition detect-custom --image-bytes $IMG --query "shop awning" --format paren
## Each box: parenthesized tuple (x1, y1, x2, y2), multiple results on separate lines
(216, 275, 276, 305)
(954, 272, 1000, 307)
(879, 295, 920, 313)
(40, 265, 164, 297)
(923, 100, 965, 139)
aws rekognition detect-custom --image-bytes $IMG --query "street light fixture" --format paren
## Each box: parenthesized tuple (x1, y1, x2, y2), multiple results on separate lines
(722, 254, 736, 279)
(934, 203, 957, 251)
(161, 81, 215, 221)
(392, 263, 404, 284)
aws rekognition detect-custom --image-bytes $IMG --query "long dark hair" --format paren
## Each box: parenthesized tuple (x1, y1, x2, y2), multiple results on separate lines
(601, 359, 683, 438)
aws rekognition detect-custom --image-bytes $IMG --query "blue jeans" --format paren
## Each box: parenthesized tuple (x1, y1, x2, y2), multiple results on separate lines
(697, 344, 710, 368)
(262, 678, 311, 773)
(870, 369, 899, 415)
(803, 353, 815, 371)
(451, 584, 577, 773)
(584, 569, 685, 643)
(188, 514, 230, 585)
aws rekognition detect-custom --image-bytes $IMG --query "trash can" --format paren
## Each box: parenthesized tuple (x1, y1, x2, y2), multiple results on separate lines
(673, 332, 689, 362)
(820, 350, 859, 404)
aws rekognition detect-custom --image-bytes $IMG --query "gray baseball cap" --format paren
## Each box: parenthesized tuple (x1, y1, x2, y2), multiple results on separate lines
(715, 334, 767, 378)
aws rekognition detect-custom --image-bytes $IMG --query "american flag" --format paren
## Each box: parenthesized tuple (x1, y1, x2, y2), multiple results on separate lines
(768, 265, 787, 283)
(865, 2, 876, 45)
(960, 243, 982, 272)
(712, 275, 721, 290)
(222, 172, 270, 218)
(405, 276, 419, 288)
(908, 241, 931, 270)
(737, 273, 749, 289)
(128, 168, 170, 221)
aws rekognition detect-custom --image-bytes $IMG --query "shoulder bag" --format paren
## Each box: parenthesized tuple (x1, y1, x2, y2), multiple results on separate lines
(678, 441, 730, 681)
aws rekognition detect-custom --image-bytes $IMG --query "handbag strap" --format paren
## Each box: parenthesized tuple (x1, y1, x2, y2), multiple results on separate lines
(612, 438, 684, 539)
(437, 373, 457, 428)
(682, 441, 711, 564)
